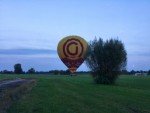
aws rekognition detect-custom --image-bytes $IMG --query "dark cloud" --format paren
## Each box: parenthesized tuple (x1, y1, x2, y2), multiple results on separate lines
(0, 49, 57, 55)
(0, 49, 87, 71)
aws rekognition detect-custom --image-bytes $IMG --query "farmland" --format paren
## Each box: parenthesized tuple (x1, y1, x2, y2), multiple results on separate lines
(0, 74, 150, 113)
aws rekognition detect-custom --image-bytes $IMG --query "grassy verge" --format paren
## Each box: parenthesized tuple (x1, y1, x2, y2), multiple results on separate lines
(0, 74, 150, 113)
(0, 78, 37, 113)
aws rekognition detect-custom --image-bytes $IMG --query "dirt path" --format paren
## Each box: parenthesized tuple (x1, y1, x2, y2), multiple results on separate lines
(0, 78, 36, 113)
(0, 78, 28, 92)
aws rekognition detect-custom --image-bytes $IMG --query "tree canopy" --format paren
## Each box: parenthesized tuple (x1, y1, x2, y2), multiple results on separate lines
(27, 68, 35, 74)
(86, 38, 127, 84)
(14, 63, 23, 74)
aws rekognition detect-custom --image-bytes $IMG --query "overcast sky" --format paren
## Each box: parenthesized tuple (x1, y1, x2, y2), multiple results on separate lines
(0, 0, 150, 71)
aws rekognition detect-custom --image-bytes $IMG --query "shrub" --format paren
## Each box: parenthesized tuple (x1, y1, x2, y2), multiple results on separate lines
(86, 38, 127, 84)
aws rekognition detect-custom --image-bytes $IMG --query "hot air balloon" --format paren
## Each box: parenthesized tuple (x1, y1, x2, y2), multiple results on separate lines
(57, 35, 88, 75)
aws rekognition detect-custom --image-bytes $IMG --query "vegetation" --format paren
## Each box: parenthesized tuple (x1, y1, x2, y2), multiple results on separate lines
(27, 68, 35, 74)
(0, 79, 36, 113)
(148, 70, 150, 75)
(14, 64, 23, 74)
(0, 74, 150, 113)
(86, 38, 127, 84)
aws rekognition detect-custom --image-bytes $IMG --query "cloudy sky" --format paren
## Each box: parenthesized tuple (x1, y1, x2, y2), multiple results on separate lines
(0, 0, 150, 71)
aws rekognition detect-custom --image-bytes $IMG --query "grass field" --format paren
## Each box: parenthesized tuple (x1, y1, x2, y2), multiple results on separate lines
(0, 74, 150, 113)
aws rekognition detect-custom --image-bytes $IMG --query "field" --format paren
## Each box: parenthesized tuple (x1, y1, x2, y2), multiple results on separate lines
(0, 74, 150, 113)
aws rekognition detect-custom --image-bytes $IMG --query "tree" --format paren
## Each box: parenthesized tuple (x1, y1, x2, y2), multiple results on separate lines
(14, 63, 23, 74)
(1, 70, 13, 74)
(27, 68, 35, 74)
(148, 70, 150, 75)
(65, 69, 70, 75)
(86, 38, 127, 84)
(54, 70, 59, 75)
(130, 70, 136, 75)
(121, 69, 128, 75)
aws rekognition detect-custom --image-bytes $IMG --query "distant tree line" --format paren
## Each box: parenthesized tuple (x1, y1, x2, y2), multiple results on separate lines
(0, 63, 90, 75)
(0, 63, 150, 76)
(120, 70, 149, 75)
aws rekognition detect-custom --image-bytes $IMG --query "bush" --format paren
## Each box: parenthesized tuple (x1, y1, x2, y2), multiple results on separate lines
(86, 38, 127, 84)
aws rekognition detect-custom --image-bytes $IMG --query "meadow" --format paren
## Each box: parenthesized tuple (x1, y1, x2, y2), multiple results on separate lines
(0, 74, 150, 113)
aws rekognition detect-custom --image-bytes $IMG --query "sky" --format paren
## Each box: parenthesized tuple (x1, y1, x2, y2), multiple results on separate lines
(0, 0, 150, 71)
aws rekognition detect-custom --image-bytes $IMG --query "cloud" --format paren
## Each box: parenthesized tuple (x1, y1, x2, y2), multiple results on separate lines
(0, 29, 59, 50)
(0, 49, 58, 71)
(127, 47, 150, 71)
(0, 49, 57, 55)
(127, 55, 150, 71)
(0, 48, 88, 71)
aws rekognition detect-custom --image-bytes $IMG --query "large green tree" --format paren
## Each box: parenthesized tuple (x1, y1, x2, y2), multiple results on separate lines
(86, 38, 127, 84)
(14, 63, 23, 74)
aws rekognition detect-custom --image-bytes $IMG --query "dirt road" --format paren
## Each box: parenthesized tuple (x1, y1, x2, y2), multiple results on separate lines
(0, 78, 36, 113)
(0, 78, 28, 92)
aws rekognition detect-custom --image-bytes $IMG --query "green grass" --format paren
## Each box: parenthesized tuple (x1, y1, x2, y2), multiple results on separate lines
(0, 74, 150, 113)
(0, 78, 36, 113)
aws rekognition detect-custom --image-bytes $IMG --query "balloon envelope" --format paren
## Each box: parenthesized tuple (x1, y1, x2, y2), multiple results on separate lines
(57, 35, 88, 73)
